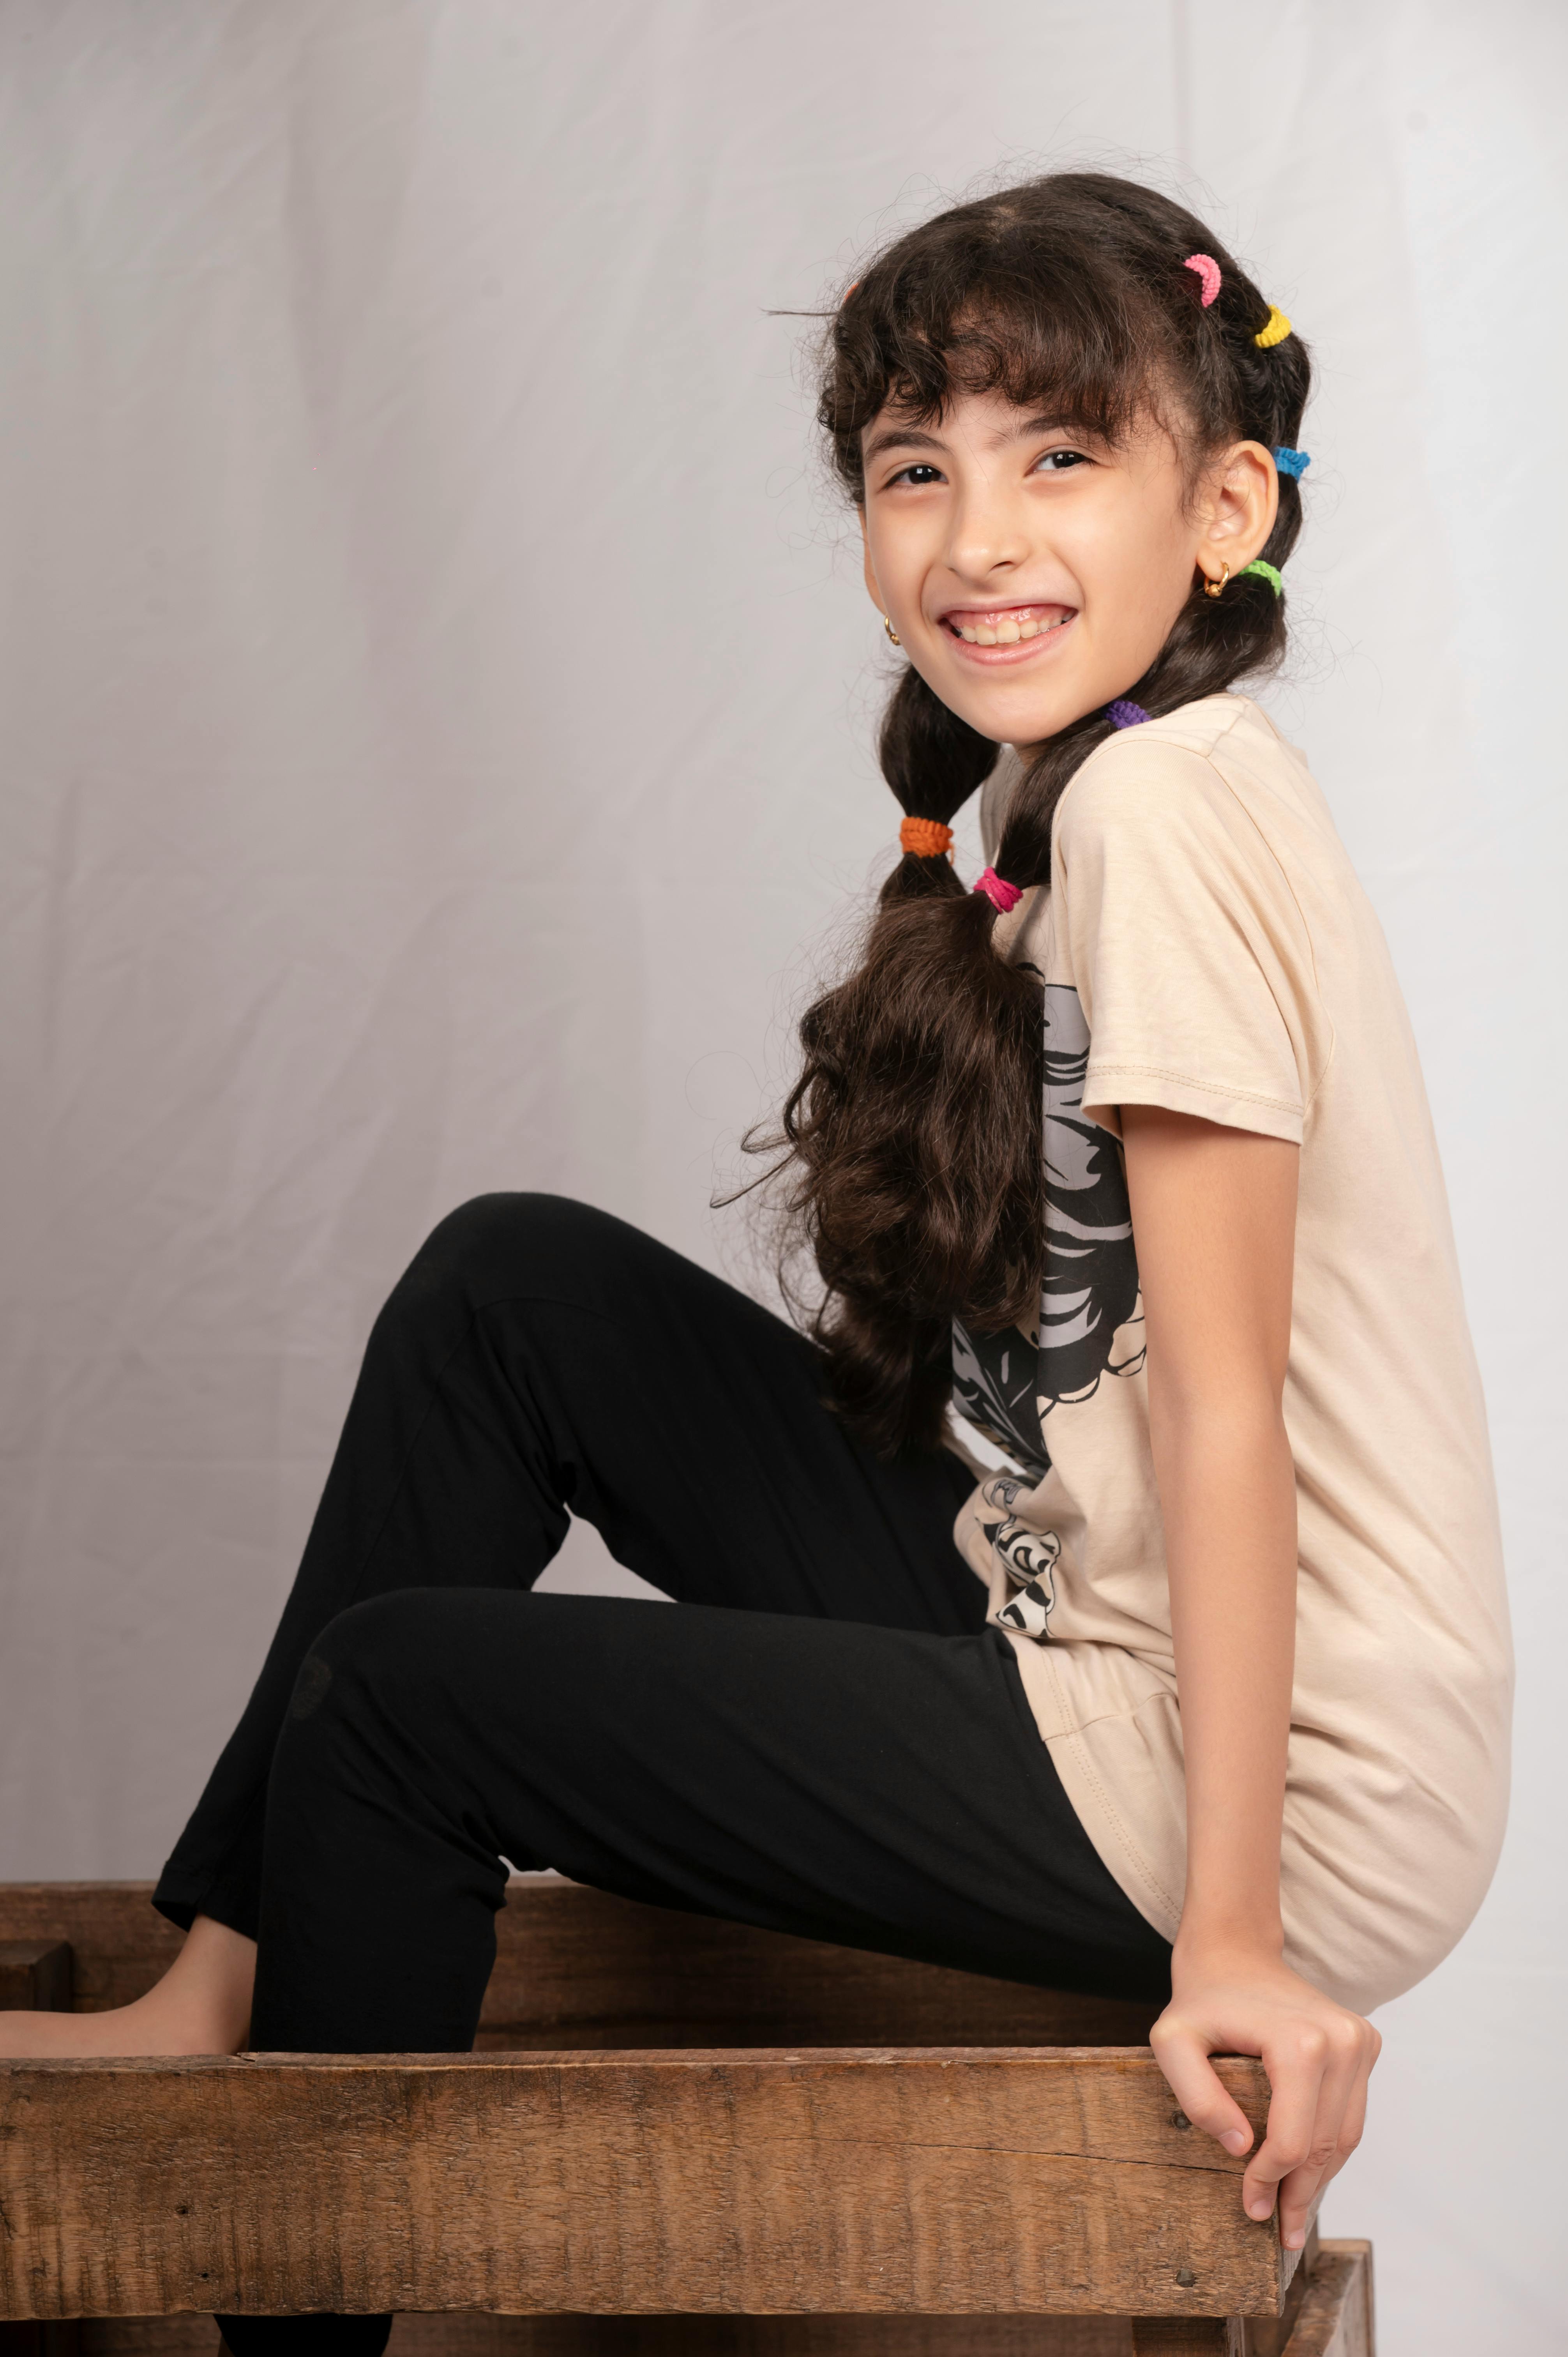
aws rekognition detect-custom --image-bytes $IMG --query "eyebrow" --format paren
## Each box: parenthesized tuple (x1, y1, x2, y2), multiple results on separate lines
(862, 413, 1076, 465)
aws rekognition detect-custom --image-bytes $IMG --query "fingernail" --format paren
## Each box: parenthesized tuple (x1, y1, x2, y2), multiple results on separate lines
(1221, 2129, 1250, 2155)
(1248, 2200, 1273, 2221)
(1285, 2229, 1305, 2250)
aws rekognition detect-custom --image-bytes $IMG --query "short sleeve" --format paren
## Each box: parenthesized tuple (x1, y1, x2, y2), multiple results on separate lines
(1052, 735, 1314, 1143)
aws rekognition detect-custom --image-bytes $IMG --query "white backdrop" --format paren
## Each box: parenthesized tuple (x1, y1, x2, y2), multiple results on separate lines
(2, 3, 1564, 2349)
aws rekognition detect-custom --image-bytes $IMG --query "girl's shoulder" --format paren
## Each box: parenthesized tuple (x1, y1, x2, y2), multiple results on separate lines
(984, 696, 1321, 879)
(1068, 690, 1293, 798)
(1055, 693, 1323, 871)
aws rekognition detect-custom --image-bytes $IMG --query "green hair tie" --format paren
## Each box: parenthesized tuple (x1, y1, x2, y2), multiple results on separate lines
(1238, 559, 1284, 597)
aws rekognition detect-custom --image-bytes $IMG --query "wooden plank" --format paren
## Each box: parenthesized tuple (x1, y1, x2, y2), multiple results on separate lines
(75, 2322, 1138, 2356)
(1234, 2229, 1315, 2357)
(0, 1894, 180, 2018)
(0, 1884, 1158, 2050)
(0, 2329, 81, 2357)
(1129, 2324, 1233, 2354)
(0, 1945, 72, 2015)
(52, 2256, 1375, 2354)
(78, 2334, 218, 2357)
(0, 2050, 1281, 2323)
(1273, 2244, 1372, 2357)
(479, 1882, 1161, 2050)
(382, 2321, 1137, 2357)
(1126, 2235, 1367, 2357)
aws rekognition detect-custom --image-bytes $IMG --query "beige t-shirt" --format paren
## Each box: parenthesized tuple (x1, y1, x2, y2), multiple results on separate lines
(950, 692, 1511, 2014)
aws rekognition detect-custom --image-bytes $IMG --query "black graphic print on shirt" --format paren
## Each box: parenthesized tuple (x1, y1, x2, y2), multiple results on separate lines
(952, 982, 1144, 1478)
(974, 1471, 1062, 1638)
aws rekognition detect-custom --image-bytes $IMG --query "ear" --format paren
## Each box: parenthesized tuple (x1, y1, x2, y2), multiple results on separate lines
(1195, 441, 1279, 578)
(858, 508, 886, 615)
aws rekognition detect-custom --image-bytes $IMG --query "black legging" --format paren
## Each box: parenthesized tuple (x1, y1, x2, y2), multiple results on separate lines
(155, 1198, 1169, 2350)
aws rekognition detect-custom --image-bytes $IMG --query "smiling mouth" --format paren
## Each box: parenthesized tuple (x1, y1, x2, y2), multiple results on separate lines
(941, 604, 1074, 647)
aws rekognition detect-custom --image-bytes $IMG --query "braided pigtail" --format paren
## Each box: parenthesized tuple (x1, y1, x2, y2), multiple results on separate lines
(876, 664, 998, 902)
(765, 674, 1045, 1454)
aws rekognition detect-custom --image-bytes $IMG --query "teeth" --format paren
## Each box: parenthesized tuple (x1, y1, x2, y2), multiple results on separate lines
(955, 612, 1062, 645)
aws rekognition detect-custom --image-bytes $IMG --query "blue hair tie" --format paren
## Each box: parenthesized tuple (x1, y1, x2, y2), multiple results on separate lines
(1273, 446, 1311, 479)
(1106, 699, 1150, 729)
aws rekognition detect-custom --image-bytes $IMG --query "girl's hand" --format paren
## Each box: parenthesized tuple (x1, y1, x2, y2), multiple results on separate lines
(1150, 1942, 1381, 2250)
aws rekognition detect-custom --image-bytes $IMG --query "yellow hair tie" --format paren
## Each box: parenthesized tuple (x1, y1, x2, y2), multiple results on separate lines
(1254, 305, 1292, 350)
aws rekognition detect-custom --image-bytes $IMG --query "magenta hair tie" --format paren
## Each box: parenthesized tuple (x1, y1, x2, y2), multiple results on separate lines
(974, 867, 1022, 914)
(1183, 253, 1221, 307)
(1106, 699, 1150, 728)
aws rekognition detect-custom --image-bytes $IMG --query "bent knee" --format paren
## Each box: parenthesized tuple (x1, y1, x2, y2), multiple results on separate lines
(284, 1590, 571, 1767)
(389, 1192, 630, 1327)
(287, 1590, 495, 1746)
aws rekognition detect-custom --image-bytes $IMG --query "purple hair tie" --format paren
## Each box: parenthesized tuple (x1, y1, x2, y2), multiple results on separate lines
(974, 866, 1022, 915)
(1106, 699, 1151, 729)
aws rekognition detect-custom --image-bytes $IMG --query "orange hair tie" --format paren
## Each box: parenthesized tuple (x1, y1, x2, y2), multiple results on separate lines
(899, 816, 954, 859)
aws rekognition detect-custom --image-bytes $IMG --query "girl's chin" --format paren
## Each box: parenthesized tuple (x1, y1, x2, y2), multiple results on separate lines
(933, 664, 1089, 746)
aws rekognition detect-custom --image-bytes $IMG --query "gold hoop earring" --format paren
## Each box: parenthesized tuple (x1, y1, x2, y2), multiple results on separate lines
(1202, 562, 1230, 600)
(882, 613, 902, 646)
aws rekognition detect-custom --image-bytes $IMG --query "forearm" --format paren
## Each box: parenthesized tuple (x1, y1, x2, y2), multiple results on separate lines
(1151, 1390, 1297, 1954)
(1119, 1110, 1373, 2244)
(1119, 1103, 1300, 1961)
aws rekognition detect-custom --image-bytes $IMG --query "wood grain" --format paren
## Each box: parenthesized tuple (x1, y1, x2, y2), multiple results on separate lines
(18, 2249, 1374, 2353)
(477, 1882, 1161, 2050)
(0, 1885, 1369, 2347)
(0, 1945, 72, 2015)
(0, 1883, 1158, 2050)
(1264, 2244, 1371, 2357)
(1126, 2237, 1363, 2357)
(0, 1893, 181, 2016)
(0, 2049, 1280, 2323)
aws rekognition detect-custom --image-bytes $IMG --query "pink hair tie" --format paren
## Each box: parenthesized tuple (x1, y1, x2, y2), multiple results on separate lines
(974, 867, 1022, 915)
(1183, 252, 1222, 307)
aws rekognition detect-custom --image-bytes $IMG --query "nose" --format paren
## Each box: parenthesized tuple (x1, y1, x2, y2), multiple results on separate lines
(944, 473, 1032, 585)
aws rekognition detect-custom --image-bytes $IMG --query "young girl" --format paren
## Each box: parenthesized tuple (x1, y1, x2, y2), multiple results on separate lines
(3, 173, 1511, 2345)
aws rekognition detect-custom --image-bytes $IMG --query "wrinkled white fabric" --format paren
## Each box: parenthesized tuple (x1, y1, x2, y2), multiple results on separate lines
(1, 5, 1563, 2349)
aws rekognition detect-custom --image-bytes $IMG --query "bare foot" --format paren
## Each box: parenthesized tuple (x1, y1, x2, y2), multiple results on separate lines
(0, 1915, 256, 2058)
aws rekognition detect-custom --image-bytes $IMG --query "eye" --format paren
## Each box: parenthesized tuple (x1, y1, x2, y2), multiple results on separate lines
(886, 462, 945, 487)
(1033, 447, 1090, 474)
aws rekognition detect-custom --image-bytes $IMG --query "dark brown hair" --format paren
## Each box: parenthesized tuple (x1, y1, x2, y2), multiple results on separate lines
(756, 172, 1311, 1455)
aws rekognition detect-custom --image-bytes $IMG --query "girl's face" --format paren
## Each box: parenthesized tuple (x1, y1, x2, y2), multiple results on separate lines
(858, 387, 1277, 753)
